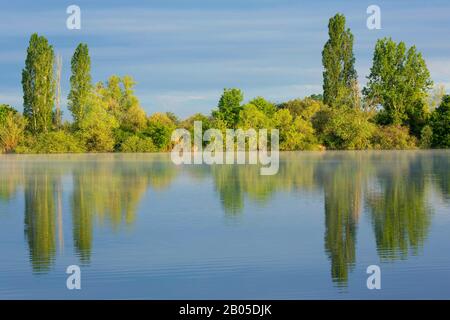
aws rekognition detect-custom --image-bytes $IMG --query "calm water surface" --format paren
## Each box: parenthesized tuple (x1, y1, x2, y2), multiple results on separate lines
(0, 151, 449, 299)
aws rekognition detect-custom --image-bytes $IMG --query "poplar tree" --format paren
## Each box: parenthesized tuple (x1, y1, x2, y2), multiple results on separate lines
(22, 33, 55, 133)
(68, 43, 92, 125)
(322, 14, 357, 108)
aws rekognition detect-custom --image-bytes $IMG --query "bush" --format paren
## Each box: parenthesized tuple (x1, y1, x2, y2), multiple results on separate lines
(273, 108, 319, 151)
(144, 113, 176, 151)
(78, 103, 119, 152)
(0, 107, 26, 153)
(371, 125, 417, 150)
(319, 106, 375, 150)
(16, 131, 85, 154)
(120, 135, 156, 152)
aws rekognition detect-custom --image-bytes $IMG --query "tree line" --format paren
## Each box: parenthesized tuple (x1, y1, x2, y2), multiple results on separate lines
(0, 13, 449, 154)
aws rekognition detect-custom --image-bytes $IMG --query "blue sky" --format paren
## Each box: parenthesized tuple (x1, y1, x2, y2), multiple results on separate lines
(0, 0, 449, 118)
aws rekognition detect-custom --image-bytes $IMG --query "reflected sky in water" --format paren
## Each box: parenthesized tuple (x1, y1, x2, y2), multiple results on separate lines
(0, 151, 449, 299)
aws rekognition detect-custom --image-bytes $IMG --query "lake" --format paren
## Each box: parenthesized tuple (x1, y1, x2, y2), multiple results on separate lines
(0, 151, 449, 299)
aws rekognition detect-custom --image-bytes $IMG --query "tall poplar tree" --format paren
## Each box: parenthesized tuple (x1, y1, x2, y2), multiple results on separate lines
(68, 43, 92, 125)
(322, 14, 357, 108)
(22, 33, 55, 133)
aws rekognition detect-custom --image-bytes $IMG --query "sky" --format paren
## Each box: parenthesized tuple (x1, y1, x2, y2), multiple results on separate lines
(0, 0, 449, 119)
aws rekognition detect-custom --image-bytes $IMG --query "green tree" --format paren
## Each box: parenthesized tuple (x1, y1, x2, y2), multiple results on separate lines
(320, 106, 375, 150)
(144, 113, 176, 151)
(68, 44, 92, 125)
(322, 14, 357, 107)
(22, 33, 55, 133)
(278, 97, 322, 120)
(273, 108, 319, 151)
(96, 75, 147, 132)
(77, 95, 119, 152)
(363, 38, 433, 135)
(0, 106, 26, 153)
(247, 97, 276, 117)
(430, 95, 450, 148)
(212, 88, 244, 128)
(0, 104, 16, 124)
(180, 113, 212, 147)
(238, 104, 271, 130)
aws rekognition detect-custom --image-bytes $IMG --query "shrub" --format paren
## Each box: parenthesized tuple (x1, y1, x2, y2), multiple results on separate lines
(0, 108, 26, 153)
(273, 108, 319, 151)
(320, 106, 375, 150)
(371, 125, 417, 150)
(78, 103, 119, 152)
(144, 113, 176, 151)
(16, 131, 85, 154)
(120, 135, 156, 152)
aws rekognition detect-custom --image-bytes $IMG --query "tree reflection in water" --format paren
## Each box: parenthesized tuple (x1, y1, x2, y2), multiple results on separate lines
(0, 151, 446, 284)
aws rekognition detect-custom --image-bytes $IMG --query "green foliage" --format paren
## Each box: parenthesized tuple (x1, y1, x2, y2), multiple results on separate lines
(17, 131, 85, 154)
(77, 99, 119, 152)
(363, 38, 433, 135)
(371, 125, 417, 150)
(0, 107, 26, 153)
(320, 106, 375, 150)
(278, 97, 323, 120)
(212, 88, 244, 128)
(0, 104, 17, 124)
(144, 113, 176, 151)
(247, 97, 276, 117)
(22, 33, 55, 133)
(68, 44, 92, 124)
(121, 104, 147, 132)
(120, 135, 156, 153)
(180, 113, 212, 146)
(322, 14, 357, 107)
(9, 27, 449, 154)
(95, 75, 147, 132)
(420, 125, 433, 149)
(273, 108, 319, 151)
(238, 104, 271, 130)
(430, 95, 450, 148)
(165, 112, 180, 126)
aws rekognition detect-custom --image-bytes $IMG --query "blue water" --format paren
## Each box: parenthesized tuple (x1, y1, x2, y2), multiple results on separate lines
(0, 151, 449, 299)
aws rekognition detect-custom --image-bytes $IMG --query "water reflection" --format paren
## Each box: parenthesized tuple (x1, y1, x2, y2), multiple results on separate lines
(320, 155, 363, 285)
(0, 151, 448, 284)
(366, 153, 432, 260)
(24, 170, 57, 272)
